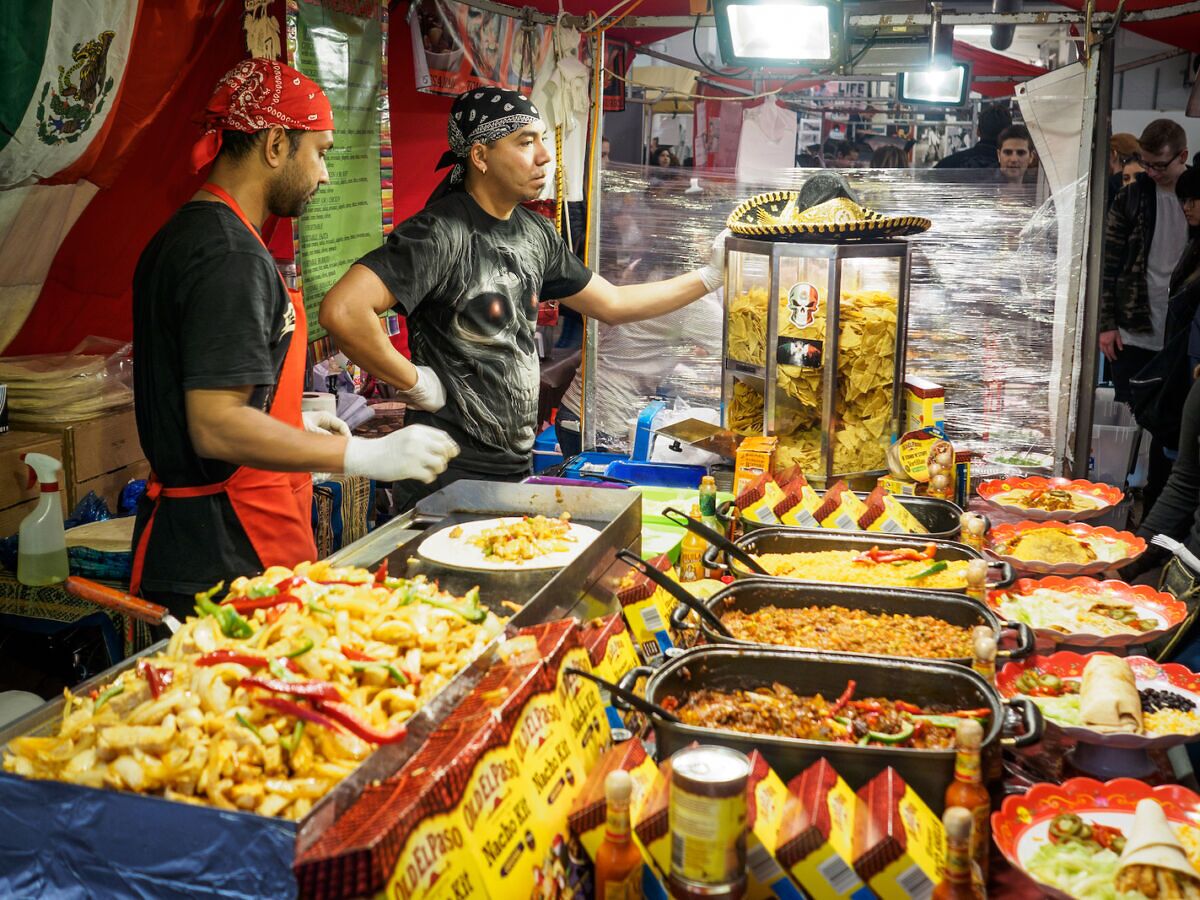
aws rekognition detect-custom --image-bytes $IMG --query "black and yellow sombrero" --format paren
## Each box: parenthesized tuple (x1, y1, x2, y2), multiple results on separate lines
(727, 191, 932, 241)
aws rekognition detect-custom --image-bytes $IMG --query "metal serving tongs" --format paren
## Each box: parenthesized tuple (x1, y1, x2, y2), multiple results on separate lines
(615, 548, 734, 638)
(64, 576, 182, 634)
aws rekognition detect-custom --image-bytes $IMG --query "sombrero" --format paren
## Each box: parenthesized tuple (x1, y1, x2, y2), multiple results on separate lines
(727, 192, 932, 241)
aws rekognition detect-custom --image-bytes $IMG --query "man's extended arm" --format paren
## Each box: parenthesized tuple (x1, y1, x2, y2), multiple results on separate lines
(319, 264, 420, 391)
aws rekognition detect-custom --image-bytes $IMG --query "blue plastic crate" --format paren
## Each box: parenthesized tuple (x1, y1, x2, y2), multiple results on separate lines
(605, 460, 707, 489)
(532, 425, 563, 473)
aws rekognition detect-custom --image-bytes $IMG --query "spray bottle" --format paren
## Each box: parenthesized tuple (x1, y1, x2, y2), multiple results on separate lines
(17, 453, 68, 586)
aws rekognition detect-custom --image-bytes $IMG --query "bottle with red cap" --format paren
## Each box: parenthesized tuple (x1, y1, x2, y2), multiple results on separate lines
(17, 453, 68, 586)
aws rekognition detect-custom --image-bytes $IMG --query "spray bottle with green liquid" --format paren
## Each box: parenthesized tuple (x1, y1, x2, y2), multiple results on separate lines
(17, 453, 68, 586)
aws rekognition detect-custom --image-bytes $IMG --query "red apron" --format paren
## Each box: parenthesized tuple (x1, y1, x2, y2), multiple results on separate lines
(130, 183, 317, 596)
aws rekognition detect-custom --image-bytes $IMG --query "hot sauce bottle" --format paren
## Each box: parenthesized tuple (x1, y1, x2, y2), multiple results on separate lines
(944, 718, 990, 888)
(933, 807, 986, 899)
(596, 769, 644, 899)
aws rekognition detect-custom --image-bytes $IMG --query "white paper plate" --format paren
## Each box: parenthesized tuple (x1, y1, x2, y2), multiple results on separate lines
(417, 516, 601, 571)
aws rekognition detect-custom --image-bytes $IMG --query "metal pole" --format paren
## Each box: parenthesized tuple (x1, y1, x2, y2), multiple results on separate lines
(581, 28, 605, 452)
(1069, 36, 1114, 478)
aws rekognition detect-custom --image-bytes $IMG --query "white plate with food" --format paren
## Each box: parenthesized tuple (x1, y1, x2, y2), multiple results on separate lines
(417, 514, 601, 571)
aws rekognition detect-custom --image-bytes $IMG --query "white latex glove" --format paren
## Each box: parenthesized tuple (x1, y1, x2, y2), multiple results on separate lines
(302, 410, 352, 437)
(696, 227, 731, 293)
(343, 424, 459, 483)
(396, 366, 447, 413)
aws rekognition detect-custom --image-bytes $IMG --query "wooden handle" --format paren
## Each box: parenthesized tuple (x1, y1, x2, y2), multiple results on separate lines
(64, 576, 168, 625)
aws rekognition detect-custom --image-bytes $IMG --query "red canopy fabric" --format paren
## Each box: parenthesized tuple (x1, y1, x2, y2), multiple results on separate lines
(953, 39, 1048, 97)
(1053, 0, 1200, 53)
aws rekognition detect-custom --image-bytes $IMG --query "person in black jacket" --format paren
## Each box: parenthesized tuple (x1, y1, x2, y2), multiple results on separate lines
(1101, 118, 1190, 511)
(934, 105, 1011, 170)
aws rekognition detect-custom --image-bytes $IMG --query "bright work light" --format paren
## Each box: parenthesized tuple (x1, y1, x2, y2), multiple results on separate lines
(714, 0, 843, 67)
(898, 64, 970, 105)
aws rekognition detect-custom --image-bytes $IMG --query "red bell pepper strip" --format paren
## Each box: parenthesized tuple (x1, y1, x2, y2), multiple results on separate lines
(239, 676, 342, 701)
(256, 695, 344, 733)
(829, 679, 857, 715)
(313, 700, 409, 744)
(893, 700, 925, 715)
(223, 594, 304, 615)
(1092, 823, 1125, 852)
(341, 647, 377, 663)
(944, 708, 993, 719)
(273, 576, 307, 592)
(195, 650, 301, 673)
(136, 660, 173, 699)
(373, 560, 388, 585)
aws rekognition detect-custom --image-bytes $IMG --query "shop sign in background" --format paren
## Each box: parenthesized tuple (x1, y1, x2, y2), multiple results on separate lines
(289, 0, 386, 340)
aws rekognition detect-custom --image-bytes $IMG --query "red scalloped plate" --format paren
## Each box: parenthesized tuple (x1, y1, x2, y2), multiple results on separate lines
(986, 521, 1146, 575)
(987, 576, 1187, 648)
(992, 778, 1200, 900)
(996, 652, 1200, 749)
(978, 476, 1124, 522)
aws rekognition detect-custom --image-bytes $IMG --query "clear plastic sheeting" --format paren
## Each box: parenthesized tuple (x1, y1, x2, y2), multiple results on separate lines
(577, 165, 1085, 468)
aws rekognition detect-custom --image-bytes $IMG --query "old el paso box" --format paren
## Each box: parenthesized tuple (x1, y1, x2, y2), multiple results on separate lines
(776, 759, 872, 900)
(582, 613, 641, 739)
(744, 751, 806, 900)
(904, 377, 945, 436)
(530, 619, 611, 772)
(853, 767, 945, 900)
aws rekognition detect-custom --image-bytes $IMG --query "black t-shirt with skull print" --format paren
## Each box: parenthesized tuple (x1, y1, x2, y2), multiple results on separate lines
(359, 192, 593, 474)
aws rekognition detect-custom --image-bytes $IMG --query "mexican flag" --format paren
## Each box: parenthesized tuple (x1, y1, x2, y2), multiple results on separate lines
(0, 0, 139, 189)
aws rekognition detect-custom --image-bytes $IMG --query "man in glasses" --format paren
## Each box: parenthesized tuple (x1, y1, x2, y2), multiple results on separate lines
(1101, 118, 1190, 511)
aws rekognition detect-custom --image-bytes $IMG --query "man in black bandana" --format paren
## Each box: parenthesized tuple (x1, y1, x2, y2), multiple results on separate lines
(321, 88, 725, 510)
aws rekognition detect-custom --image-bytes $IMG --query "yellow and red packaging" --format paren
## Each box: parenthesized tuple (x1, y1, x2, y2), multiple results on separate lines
(633, 758, 674, 883)
(734, 435, 778, 498)
(858, 485, 928, 535)
(743, 751, 807, 900)
(776, 759, 871, 900)
(617, 553, 678, 666)
(581, 613, 642, 739)
(878, 474, 920, 497)
(813, 481, 870, 531)
(904, 377, 945, 436)
(568, 740, 659, 860)
(853, 767, 945, 900)
(775, 474, 823, 528)
(734, 472, 786, 525)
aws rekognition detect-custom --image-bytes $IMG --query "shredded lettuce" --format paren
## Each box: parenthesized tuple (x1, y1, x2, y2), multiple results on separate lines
(1024, 841, 1141, 900)
(996, 589, 1155, 636)
(1028, 694, 1084, 727)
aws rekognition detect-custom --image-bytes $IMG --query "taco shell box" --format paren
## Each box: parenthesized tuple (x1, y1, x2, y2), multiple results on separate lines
(853, 768, 945, 900)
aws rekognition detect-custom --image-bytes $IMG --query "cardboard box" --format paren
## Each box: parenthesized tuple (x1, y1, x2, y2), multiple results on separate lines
(0, 431, 68, 535)
(35, 409, 141, 490)
(734, 436, 778, 498)
(904, 377, 945, 436)
(69, 458, 149, 511)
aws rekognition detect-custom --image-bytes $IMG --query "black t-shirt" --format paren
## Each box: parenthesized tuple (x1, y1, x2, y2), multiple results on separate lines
(131, 201, 294, 595)
(358, 192, 593, 474)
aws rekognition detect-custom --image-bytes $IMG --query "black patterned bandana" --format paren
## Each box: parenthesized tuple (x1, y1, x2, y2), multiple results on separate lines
(435, 88, 542, 185)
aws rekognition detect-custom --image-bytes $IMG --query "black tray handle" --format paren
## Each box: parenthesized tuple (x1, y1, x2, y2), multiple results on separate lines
(662, 506, 768, 576)
(702, 543, 729, 573)
(998, 621, 1036, 660)
(566, 666, 679, 723)
(1001, 697, 1044, 748)
(989, 560, 1016, 589)
(671, 601, 696, 632)
(715, 499, 737, 529)
(616, 549, 733, 638)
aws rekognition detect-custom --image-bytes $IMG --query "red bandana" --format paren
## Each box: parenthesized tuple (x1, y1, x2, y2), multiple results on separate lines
(190, 58, 335, 172)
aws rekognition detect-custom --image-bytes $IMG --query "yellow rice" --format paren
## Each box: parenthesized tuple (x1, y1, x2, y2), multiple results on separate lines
(753, 551, 971, 590)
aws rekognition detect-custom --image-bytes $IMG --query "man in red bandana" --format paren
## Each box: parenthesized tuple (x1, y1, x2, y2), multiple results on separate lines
(131, 59, 458, 618)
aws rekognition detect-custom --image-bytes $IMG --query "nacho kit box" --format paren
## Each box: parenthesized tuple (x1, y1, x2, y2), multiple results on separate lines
(616, 553, 680, 666)
(293, 620, 610, 899)
(743, 751, 808, 900)
(581, 613, 642, 739)
(734, 435, 779, 497)
(853, 767, 945, 900)
(776, 759, 873, 900)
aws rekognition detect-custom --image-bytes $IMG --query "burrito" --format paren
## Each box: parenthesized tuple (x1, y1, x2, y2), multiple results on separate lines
(1080, 655, 1142, 734)
(1115, 798, 1200, 898)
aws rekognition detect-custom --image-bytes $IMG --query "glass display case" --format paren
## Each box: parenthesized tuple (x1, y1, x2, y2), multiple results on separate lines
(722, 236, 911, 486)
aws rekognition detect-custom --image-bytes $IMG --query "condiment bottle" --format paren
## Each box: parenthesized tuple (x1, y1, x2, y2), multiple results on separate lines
(678, 504, 707, 583)
(17, 453, 68, 586)
(972, 627, 997, 688)
(933, 807, 986, 899)
(959, 512, 987, 551)
(965, 558, 989, 604)
(944, 718, 990, 888)
(596, 769, 644, 899)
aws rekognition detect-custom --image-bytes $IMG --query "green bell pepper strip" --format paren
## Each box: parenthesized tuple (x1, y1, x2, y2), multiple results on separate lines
(868, 722, 915, 745)
(905, 560, 949, 580)
(280, 719, 305, 753)
(194, 583, 254, 639)
(94, 684, 125, 712)
(236, 712, 263, 742)
(915, 714, 965, 729)
(351, 661, 409, 685)
(284, 638, 315, 659)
